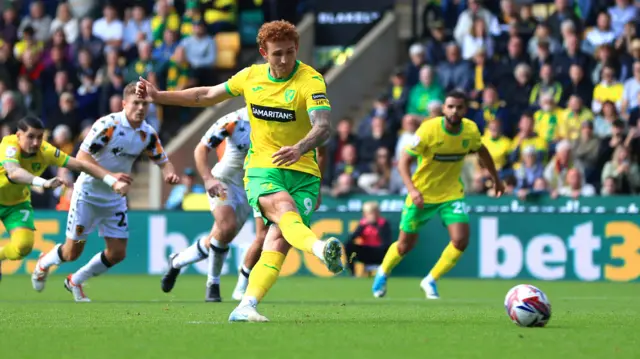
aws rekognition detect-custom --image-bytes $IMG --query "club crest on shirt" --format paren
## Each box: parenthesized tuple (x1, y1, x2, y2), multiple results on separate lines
(31, 163, 41, 171)
(462, 139, 469, 148)
(284, 89, 296, 103)
(75, 225, 85, 236)
(5, 146, 17, 158)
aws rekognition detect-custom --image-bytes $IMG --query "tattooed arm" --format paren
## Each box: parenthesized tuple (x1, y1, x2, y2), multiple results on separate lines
(152, 84, 231, 107)
(294, 109, 333, 155)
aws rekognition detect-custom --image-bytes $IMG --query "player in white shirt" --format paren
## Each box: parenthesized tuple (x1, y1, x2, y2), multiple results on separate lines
(160, 107, 267, 302)
(32, 83, 180, 302)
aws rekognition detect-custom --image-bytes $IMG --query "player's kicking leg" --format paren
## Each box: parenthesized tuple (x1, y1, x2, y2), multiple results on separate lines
(231, 216, 266, 301)
(419, 221, 469, 299)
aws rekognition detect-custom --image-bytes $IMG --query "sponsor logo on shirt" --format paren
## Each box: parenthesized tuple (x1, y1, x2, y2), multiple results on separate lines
(311, 93, 327, 100)
(433, 153, 466, 162)
(250, 104, 296, 122)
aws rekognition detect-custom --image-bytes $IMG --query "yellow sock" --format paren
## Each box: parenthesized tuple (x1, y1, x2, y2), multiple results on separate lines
(429, 242, 464, 280)
(278, 211, 317, 254)
(380, 242, 404, 275)
(0, 229, 34, 260)
(245, 250, 286, 301)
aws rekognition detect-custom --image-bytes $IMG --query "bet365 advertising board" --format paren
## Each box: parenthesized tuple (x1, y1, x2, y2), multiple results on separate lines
(2, 196, 638, 282)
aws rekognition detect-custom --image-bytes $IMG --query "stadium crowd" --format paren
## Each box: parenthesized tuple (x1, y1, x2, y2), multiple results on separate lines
(326, 0, 640, 199)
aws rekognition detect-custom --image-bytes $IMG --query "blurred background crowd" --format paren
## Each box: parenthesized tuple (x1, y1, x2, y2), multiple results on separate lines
(1, 0, 639, 211)
(325, 0, 640, 200)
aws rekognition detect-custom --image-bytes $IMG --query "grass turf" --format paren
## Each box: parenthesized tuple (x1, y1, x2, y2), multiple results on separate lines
(0, 275, 637, 359)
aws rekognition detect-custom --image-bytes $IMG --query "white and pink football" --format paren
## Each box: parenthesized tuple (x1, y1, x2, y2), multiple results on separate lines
(504, 284, 552, 327)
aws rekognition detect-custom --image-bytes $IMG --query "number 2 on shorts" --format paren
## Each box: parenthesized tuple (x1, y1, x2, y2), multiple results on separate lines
(115, 211, 127, 227)
(451, 201, 468, 214)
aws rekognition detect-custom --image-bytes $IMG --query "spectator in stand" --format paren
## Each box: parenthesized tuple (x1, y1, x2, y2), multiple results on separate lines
(594, 100, 622, 138)
(453, 0, 500, 45)
(405, 43, 426, 89)
(50, 2, 78, 44)
(503, 64, 533, 119)
(92, 3, 124, 53)
(557, 168, 596, 198)
(544, 139, 584, 191)
(326, 118, 358, 185)
(471, 85, 510, 136)
(0, 91, 24, 131)
(530, 63, 563, 107)
(552, 34, 593, 82)
(49, 92, 79, 138)
(468, 47, 496, 101)
(75, 72, 100, 120)
(179, 1, 203, 39)
(559, 95, 593, 141)
(460, 17, 494, 61)
(180, 20, 216, 86)
(165, 167, 206, 210)
(358, 147, 393, 195)
(44, 70, 73, 115)
(608, 0, 637, 37)
(14, 25, 43, 61)
(51, 124, 75, 155)
(509, 112, 547, 168)
(331, 173, 357, 197)
(344, 201, 391, 276)
(358, 116, 396, 165)
(42, 28, 73, 68)
(514, 145, 544, 197)
(123, 4, 152, 59)
(601, 145, 640, 194)
(572, 120, 600, 185)
(151, 0, 181, 48)
(152, 29, 179, 67)
(438, 43, 472, 92)
(628, 91, 640, 129)
(534, 93, 563, 145)
(74, 18, 104, 64)
(394, 114, 420, 162)
(16, 75, 42, 117)
(125, 41, 156, 83)
(162, 46, 193, 91)
(406, 65, 444, 117)
(19, 48, 45, 83)
(481, 119, 512, 175)
(620, 38, 640, 80)
(561, 64, 593, 107)
(109, 94, 123, 113)
(75, 47, 96, 86)
(497, 36, 529, 86)
(515, 3, 537, 43)
(427, 99, 443, 118)
(358, 96, 391, 138)
(601, 176, 618, 196)
(18, 1, 52, 43)
(584, 11, 616, 54)
(621, 61, 640, 116)
(592, 64, 624, 113)
(386, 70, 408, 121)
(546, 0, 582, 40)
(527, 23, 561, 60)
(598, 119, 626, 167)
(530, 39, 553, 79)
(559, 19, 579, 50)
(1, 6, 19, 47)
(333, 143, 369, 187)
(425, 20, 449, 65)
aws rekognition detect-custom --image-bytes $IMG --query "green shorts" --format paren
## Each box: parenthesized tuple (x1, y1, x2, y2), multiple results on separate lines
(399, 199, 469, 234)
(245, 168, 320, 226)
(0, 201, 36, 231)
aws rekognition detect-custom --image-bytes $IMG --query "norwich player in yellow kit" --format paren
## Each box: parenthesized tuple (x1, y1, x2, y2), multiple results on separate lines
(372, 91, 504, 299)
(0, 117, 131, 279)
(136, 20, 342, 322)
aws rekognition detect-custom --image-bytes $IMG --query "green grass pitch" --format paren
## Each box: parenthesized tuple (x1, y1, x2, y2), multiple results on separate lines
(0, 275, 637, 359)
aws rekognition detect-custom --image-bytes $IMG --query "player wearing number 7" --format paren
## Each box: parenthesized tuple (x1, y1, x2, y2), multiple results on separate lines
(33, 83, 180, 302)
(0, 116, 132, 280)
(372, 91, 505, 299)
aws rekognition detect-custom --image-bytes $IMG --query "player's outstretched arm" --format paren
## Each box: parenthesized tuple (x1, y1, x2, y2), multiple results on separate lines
(66, 152, 133, 195)
(136, 77, 232, 108)
(3, 161, 63, 189)
(477, 144, 505, 197)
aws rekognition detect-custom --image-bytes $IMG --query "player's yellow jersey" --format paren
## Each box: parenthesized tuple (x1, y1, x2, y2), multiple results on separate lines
(405, 117, 482, 204)
(224, 60, 330, 178)
(0, 135, 70, 206)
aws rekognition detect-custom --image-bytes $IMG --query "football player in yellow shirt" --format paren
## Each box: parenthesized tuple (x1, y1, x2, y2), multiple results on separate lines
(0, 117, 131, 279)
(372, 91, 504, 299)
(136, 20, 342, 322)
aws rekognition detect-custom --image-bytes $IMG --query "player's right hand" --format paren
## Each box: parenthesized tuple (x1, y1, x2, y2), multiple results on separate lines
(205, 178, 226, 198)
(409, 189, 424, 209)
(136, 76, 157, 101)
(113, 181, 131, 196)
(43, 177, 64, 189)
(113, 172, 134, 184)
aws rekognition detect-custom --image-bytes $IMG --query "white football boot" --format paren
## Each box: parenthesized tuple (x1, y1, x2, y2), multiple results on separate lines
(420, 277, 440, 299)
(64, 275, 91, 302)
(31, 253, 50, 292)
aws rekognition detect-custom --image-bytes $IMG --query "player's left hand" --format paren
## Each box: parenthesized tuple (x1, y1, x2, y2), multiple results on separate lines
(113, 172, 134, 184)
(493, 178, 505, 198)
(164, 172, 180, 185)
(272, 146, 302, 166)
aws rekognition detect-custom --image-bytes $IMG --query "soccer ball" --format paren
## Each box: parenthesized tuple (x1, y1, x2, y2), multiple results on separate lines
(504, 284, 551, 327)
